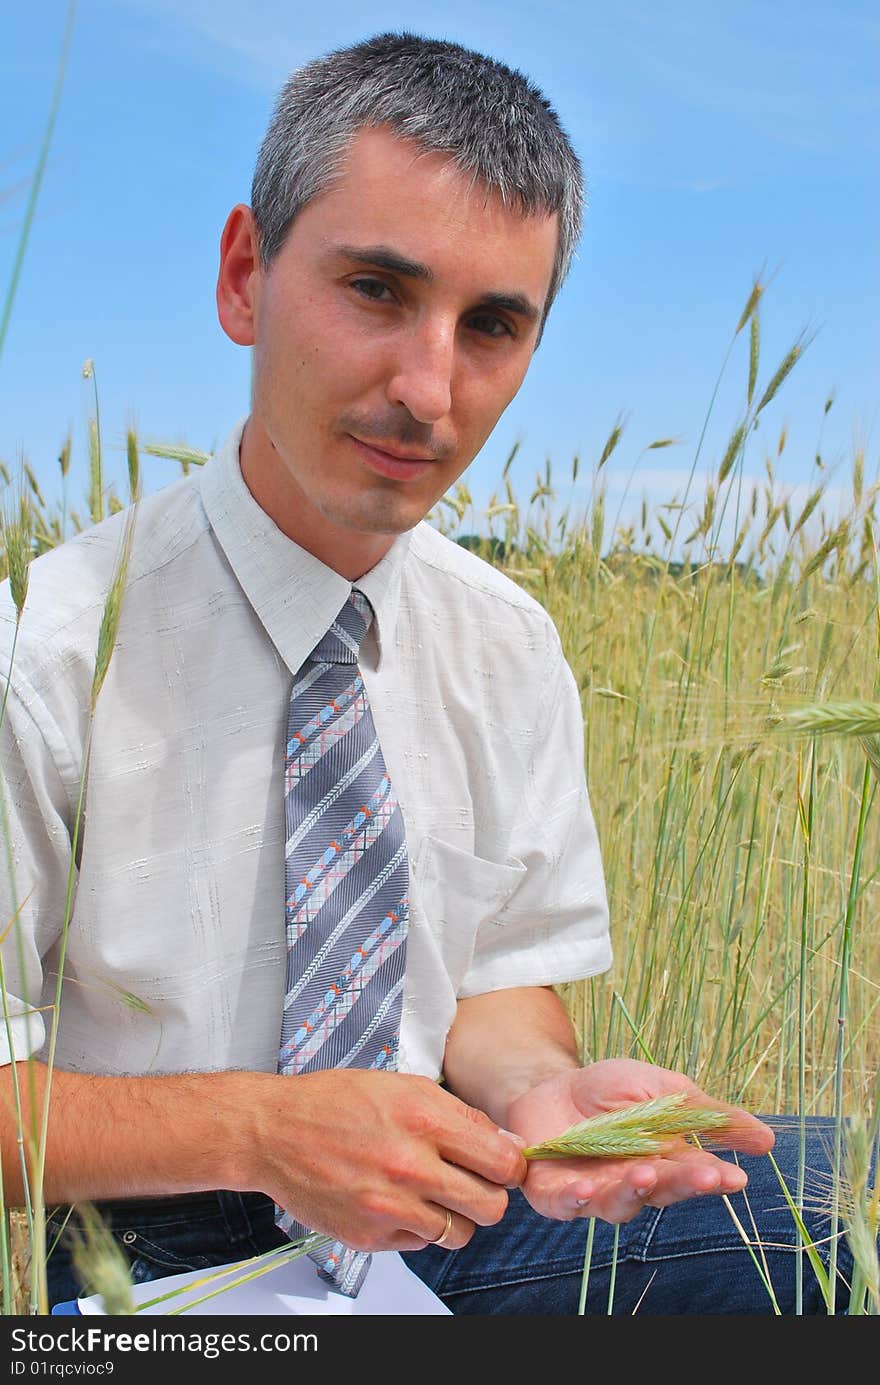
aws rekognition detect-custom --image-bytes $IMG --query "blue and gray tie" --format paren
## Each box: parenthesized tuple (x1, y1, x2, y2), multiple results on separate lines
(276, 588, 409, 1296)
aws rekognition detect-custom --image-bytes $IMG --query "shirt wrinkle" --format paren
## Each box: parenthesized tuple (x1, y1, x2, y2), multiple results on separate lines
(3, 672, 80, 822)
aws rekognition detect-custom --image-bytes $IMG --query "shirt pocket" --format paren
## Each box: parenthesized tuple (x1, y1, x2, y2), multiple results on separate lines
(411, 835, 526, 995)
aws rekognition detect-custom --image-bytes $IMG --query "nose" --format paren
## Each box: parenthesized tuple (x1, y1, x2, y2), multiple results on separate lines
(385, 318, 455, 424)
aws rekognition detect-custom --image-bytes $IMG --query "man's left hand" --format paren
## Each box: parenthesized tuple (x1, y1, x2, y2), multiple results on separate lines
(505, 1057, 775, 1224)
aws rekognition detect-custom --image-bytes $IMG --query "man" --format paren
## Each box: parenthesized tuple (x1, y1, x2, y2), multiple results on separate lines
(0, 32, 855, 1314)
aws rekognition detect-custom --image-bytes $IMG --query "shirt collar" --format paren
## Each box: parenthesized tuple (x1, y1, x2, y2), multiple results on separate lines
(199, 417, 412, 673)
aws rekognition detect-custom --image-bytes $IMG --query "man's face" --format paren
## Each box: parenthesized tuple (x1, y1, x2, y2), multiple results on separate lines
(218, 124, 559, 577)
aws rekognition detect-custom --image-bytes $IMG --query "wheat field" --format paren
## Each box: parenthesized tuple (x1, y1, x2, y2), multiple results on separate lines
(1, 291, 879, 1311)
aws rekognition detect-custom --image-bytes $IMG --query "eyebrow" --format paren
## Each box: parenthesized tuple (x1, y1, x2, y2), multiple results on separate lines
(478, 291, 540, 325)
(333, 242, 542, 324)
(336, 243, 433, 282)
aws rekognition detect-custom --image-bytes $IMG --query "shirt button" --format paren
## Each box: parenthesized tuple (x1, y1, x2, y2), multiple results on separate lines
(121, 1231, 137, 1244)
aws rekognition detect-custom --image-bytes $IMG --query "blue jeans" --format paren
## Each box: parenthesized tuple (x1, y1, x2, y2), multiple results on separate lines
(45, 1118, 864, 1314)
(406, 1117, 860, 1313)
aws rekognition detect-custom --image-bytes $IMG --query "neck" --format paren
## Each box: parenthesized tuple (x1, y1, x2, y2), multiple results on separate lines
(238, 416, 396, 580)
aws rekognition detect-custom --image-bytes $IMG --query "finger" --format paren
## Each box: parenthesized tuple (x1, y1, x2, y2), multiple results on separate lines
(609, 1066, 776, 1157)
(404, 1204, 473, 1253)
(635, 1147, 748, 1206)
(566, 1181, 648, 1226)
(423, 1204, 464, 1249)
(423, 1163, 511, 1228)
(528, 1153, 700, 1223)
(522, 1161, 598, 1221)
(580, 1163, 657, 1224)
(435, 1102, 528, 1189)
(684, 1098, 775, 1155)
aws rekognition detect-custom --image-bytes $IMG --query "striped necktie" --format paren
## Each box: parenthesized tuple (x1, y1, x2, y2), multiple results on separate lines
(275, 587, 409, 1296)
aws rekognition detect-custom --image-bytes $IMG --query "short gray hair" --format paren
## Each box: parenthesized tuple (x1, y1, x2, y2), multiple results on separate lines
(251, 31, 585, 323)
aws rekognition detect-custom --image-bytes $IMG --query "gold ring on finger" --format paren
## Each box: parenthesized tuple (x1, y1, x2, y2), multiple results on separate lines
(426, 1208, 454, 1248)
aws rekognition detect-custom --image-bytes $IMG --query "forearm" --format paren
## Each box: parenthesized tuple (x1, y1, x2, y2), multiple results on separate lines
(442, 986, 581, 1126)
(0, 1060, 277, 1205)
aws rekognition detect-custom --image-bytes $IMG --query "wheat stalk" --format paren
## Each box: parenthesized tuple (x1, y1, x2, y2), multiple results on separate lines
(521, 1092, 730, 1159)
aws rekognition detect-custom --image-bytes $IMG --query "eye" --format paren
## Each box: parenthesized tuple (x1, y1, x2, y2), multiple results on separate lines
(468, 312, 514, 339)
(350, 277, 394, 303)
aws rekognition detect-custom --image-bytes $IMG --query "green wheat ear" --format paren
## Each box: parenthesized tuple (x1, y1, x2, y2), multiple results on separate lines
(521, 1092, 730, 1159)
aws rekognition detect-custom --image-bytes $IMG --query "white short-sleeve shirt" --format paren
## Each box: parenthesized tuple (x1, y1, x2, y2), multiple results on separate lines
(0, 418, 611, 1080)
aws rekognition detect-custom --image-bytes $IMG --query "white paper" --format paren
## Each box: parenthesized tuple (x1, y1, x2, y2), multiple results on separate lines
(77, 1249, 451, 1316)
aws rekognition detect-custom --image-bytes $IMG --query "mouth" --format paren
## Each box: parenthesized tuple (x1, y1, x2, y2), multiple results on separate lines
(348, 435, 439, 481)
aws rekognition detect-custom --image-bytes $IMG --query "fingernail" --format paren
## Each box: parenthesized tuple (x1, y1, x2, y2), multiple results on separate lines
(498, 1128, 527, 1147)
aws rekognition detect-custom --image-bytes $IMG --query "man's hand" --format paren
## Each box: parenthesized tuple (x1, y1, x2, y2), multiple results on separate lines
(255, 1068, 526, 1252)
(0, 1062, 524, 1254)
(505, 1057, 775, 1224)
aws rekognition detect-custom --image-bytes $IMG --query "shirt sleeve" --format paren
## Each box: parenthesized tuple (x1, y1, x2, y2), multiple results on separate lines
(0, 673, 73, 1065)
(457, 622, 612, 997)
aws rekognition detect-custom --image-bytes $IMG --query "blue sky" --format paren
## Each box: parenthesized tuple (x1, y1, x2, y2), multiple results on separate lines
(1, 0, 877, 547)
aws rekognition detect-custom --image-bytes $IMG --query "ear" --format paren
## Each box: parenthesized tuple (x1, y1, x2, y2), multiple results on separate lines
(216, 204, 262, 346)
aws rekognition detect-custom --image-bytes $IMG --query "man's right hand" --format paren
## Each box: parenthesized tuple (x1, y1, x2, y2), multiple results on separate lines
(250, 1067, 527, 1251)
(0, 1062, 525, 1253)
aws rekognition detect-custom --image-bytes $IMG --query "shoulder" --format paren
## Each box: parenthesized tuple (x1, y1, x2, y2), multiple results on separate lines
(0, 475, 206, 696)
(403, 522, 567, 679)
(407, 522, 560, 642)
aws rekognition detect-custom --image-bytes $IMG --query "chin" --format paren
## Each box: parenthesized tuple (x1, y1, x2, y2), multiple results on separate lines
(325, 496, 425, 538)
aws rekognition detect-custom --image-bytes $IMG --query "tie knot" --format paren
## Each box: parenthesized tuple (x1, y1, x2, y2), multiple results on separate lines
(308, 588, 373, 665)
